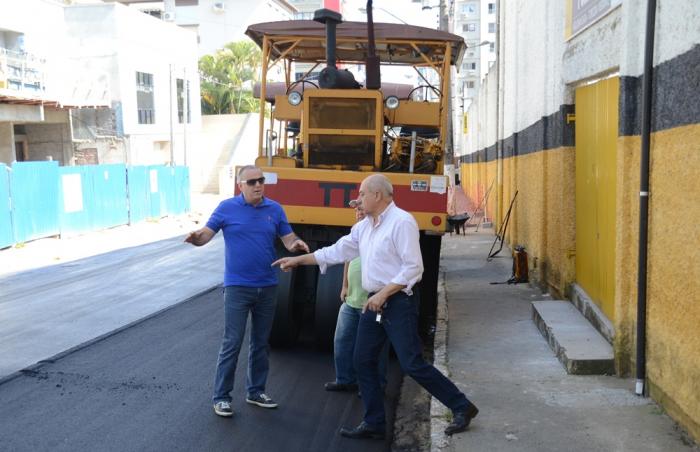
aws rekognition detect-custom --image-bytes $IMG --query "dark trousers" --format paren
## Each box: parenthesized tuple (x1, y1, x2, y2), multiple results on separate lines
(354, 291, 471, 428)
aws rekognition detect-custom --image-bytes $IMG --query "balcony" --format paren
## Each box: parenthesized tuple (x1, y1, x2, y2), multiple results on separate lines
(0, 47, 110, 108)
(0, 48, 46, 97)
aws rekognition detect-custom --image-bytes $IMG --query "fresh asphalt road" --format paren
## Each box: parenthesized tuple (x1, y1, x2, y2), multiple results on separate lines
(0, 235, 224, 377)
(0, 287, 400, 452)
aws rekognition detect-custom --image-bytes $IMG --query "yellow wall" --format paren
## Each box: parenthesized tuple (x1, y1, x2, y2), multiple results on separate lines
(646, 124, 700, 440)
(613, 135, 641, 375)
(461, 159, 498, 224)
(460, 147, 576, 297)
(616, 124, 700, 441)
(461, 122, 700, 442)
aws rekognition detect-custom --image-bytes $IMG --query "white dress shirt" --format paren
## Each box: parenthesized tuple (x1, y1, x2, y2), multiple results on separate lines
(314, 202, 424, 295)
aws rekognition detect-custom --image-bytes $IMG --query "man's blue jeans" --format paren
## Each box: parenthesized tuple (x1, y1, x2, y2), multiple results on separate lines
(354, 291, 471, 429)
(212, 285, 277, 403)
(334, 302, 389, 387)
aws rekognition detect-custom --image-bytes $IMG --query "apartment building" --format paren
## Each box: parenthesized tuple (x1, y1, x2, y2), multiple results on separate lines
(0, 0, 201, 167)
(452, 0, 496, 156)
(158, 0, 297, 56)
(65, 2, 202, 166)
(0, 0, 110, 165)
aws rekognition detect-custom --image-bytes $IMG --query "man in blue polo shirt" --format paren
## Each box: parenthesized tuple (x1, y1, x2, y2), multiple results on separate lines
(185, 165, 309, 418)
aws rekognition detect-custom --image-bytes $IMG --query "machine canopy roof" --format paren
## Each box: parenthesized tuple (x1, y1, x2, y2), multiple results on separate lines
(245, 20, 465, 67)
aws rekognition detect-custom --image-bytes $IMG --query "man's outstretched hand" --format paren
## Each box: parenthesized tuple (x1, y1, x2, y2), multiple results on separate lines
(272, 256, 303, 272)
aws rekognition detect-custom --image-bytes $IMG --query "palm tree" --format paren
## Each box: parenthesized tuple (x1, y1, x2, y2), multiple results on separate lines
(199, 41, 261, 114)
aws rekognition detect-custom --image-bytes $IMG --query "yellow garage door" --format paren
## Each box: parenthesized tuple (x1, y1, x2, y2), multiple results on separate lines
(575, 76, 618, 320)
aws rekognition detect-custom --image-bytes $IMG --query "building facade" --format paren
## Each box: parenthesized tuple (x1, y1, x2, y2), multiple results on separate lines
(65, 2, 202, 166)
(0, 0, 110, 165)
(458, 0, 700, 442)
(0, 0, 201, 167)
(160, 0, 297, 56)
(451, 0, 496, 156)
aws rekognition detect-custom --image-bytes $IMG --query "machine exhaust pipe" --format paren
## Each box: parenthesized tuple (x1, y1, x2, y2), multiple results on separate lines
(314, 9, 359, 89)
(365, 0, 381, 89)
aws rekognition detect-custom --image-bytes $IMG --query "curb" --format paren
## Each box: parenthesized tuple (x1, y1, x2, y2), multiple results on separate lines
(430, 269, 450, 451)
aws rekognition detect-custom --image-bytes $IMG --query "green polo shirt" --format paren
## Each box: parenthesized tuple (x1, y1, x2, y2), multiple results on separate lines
(345, 257, 368, 309)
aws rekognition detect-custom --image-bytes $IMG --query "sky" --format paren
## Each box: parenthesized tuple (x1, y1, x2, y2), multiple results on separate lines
(338, 0, 444, 84)
(342, 0, 441, 28)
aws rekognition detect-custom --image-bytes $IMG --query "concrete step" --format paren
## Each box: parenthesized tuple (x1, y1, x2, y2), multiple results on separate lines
(531, 300, 615, 375)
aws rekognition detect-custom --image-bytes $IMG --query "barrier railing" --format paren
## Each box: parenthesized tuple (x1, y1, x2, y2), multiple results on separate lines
(0, 162, 190, 248)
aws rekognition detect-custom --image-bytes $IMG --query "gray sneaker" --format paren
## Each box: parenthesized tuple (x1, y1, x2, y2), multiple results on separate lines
(246, 393, 278, 408)
(213, 401, 233, 417)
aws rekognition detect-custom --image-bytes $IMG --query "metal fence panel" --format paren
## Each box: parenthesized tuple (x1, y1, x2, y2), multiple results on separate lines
(0, 164, 13, 248)
(5, 163, 189, 244)
(154, 166, 190, 217)
(90, 164, 128, 230)
(11, 161, 60, 243)
(148, 166, 163, 219)
(58, 165, 91, 236)
(174, 166, 191, 215)
(127, 166, 149, 224)
(58, 165, 129, 236)
(156, 166, 172, 217)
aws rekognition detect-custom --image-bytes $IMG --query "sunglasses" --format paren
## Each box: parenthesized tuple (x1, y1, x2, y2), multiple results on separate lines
(241, 176, 265, 186)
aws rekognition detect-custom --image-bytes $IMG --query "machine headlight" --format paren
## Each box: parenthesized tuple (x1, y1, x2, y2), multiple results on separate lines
(385, 95, 400, 110)
(288, 91, 302, 106)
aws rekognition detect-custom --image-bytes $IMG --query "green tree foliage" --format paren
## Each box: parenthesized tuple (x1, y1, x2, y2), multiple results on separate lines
(199, 41, 261, 114)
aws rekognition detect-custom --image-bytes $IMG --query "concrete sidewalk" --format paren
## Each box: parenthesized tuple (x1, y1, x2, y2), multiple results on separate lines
(431, 231, 698, 452)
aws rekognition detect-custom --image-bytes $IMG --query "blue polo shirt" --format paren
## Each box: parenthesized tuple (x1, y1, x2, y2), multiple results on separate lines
(206, 195, 292, 287)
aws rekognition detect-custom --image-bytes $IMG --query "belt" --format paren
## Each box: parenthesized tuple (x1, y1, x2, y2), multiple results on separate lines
(368, 291, 407, 300)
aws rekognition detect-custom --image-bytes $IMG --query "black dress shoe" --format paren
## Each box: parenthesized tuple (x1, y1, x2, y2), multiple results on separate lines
(340, 422, 385, 440)
(445, 404, 479, 435)
(324, 381, 359, 392)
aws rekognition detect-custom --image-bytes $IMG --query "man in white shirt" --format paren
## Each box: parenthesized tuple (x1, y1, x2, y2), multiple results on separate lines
(273, 174, 479, 439)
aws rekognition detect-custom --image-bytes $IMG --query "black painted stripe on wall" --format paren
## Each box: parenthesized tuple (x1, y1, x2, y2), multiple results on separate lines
(621, 44, 700, 136)
(458, 105, 574, 164)
(461, 44, 700, 165)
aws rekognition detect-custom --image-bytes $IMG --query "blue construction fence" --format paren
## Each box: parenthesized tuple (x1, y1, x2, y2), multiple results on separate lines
(0, 162, 190, 248)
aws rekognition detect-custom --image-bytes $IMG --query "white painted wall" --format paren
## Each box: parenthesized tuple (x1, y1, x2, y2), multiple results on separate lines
(196, 113, 259, 194)
(0, 0, 66, 59)
(63, 2, 201, 166)
(166, 0, 296, 56)
(460, 0, 700, 157)
(561, 9, 622, 88)
(620, 0, 700, 77)
(479, 0, 497, 81)
(0, 0, 110, 107)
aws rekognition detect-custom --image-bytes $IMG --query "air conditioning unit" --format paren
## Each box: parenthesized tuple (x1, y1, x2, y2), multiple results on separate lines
(163, 11, 175, 21)
(212, 2, 225, 12)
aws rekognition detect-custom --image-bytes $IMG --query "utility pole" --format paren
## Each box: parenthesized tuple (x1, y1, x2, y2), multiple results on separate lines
(169, 64, 174, 166)
(439, 0, 454, 166)
(496, 0, 503, 227)
(439, 0, 449, 31)
(183, 67, 188, 167)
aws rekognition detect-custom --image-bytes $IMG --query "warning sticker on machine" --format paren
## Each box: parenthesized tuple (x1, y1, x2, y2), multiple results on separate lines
(263, 172, 278, 184)
(411, 180, 428, 192)
(430, 176, 447, 194)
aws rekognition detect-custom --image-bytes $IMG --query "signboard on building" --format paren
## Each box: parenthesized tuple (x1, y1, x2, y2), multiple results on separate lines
(565, 0, 621, 39)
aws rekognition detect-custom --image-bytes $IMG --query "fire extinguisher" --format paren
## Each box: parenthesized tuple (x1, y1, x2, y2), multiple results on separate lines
(508, 246, 529, 284)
